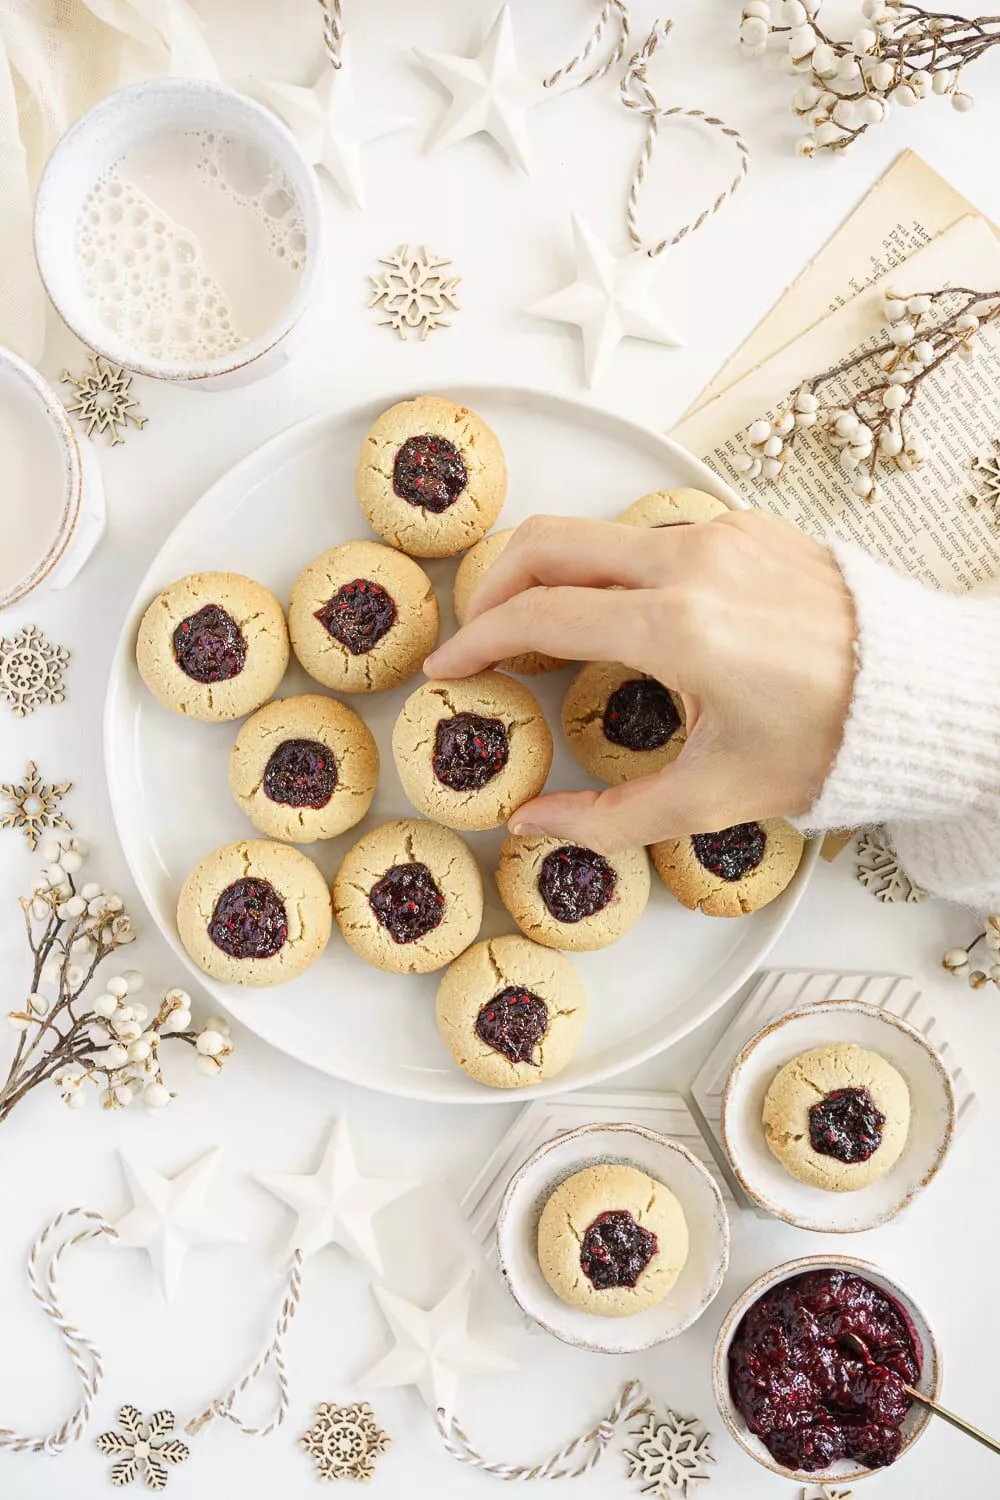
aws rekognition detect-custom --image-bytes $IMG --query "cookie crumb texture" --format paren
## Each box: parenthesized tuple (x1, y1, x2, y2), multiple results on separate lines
(537, 1163, 689, 1317)
(393, 673, 553, 831)
(651, 819, 805, 917)
(289, 540, 438, 694)
(136, 571, 289, 722)
(618, 487, 729, 528)
(761, 1041, 911, 1192)
(435, 934, 586, 1088)
(497, 834, 650, 951)
(229, 694, 379, 843)
(177, 839, 332, 987)
(334, 818, 483, 974)
(453, 529, 565, 675)
(355, 397, 507, 558)
(562, 662, 685, 786)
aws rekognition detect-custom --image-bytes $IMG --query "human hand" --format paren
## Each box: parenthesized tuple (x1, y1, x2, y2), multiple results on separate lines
(423, 510, 856, 852)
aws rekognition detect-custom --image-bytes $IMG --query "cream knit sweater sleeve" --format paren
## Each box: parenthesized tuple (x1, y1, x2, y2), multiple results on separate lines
(792, 540, 1000, 909)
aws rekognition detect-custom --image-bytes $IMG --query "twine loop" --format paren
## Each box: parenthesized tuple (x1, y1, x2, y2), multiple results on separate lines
(620, 19, 750, 256)
(543, 1, 631, 91)
(0, 1207, 117, 1456)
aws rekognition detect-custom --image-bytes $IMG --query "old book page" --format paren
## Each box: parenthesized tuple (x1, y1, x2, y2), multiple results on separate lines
(685, 152, 984, 418)
(672, 214, 1000, 590)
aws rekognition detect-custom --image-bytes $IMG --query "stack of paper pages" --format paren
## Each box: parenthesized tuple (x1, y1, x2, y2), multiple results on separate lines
(673, 152, 1000, 589)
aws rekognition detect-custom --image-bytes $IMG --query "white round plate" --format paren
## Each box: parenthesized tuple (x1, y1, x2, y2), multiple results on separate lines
(721, 1000, 956, 1232)
(105, 384, 817, 1103)
(497, 1123, 730, 1353)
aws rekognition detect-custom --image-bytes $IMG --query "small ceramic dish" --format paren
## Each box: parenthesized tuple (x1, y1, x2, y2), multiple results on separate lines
(496, 1121, 729, 1353)
(721, 1000, 955, 1232)
(713, 1254, 941, 1484)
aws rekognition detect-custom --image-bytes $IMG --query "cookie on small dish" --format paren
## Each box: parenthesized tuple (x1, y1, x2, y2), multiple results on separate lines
(356, 396, 507, 558)
(537, 1163, 689, 1317)
(496, 834, 650, 951)
(136, 571, 288, 722)
(435, 934, 586, 1089)
(562, 662, 685, 785)
(393, 672, 553, 831)
(333, 818, 483, 975)
(651, 819, 804, 917)
(762, 1042, 911, 1193)
(229, 694, 378, 843)
(453, 528, 564, 675)
(288, 540, 438, 694)
(177, 839, 331, 987)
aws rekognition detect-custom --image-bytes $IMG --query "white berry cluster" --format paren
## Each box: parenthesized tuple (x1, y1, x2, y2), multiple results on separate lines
(942, 914, 1000, 990)
(2, 835, 235, 1123)
(732, 283, 984, 497)
(738, 0, 977, 159)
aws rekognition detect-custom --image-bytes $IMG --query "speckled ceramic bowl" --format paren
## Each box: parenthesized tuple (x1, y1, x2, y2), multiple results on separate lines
(720, 1000, 955, 1232)
(496, 1122, 730, 1354)
(34, 79, 323, 389)
(0, 345, 105, 610)
(713, 1254, 940, 1484)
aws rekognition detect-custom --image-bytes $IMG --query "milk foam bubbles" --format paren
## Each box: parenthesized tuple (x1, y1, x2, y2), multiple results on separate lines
(74, 130, 307, 367)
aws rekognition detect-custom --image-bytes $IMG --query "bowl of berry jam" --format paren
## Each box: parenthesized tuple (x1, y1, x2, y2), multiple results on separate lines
(713, 1255, 940, 1482)
(496, 1122, 729, 1354)
(720, 1000, 955, 1233)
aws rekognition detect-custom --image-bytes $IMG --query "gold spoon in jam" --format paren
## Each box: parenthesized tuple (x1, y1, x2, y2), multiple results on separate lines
(842, 1332, 1000, 1459)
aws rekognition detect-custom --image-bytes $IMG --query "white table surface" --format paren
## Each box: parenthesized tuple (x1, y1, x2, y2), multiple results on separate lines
(2, 1, 999, 1495)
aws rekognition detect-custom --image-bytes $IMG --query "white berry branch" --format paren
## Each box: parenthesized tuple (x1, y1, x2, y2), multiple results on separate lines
(738, 0, 995, 156)
(942, 913, 1000, 989)
(734, 283, 1000, 501)
(0, 835, 235, 1122)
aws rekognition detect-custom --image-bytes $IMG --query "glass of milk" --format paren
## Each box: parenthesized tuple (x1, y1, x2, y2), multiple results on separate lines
(0, 348, 106, 612)
(34, 80, 324, 391)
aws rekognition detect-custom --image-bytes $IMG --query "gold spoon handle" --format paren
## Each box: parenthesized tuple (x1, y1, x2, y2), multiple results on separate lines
(905, 1386, 1000, 1458)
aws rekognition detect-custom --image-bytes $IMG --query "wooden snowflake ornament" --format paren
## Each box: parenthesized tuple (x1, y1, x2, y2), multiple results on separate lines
(97, 1406, 189, 1490)
(856, 830, 926, 904)
(0, 625, 69, 717)
(61, 354, 147, 446)
(623, 1409, 715, 1499)
(300, 1402, 390, 1484)
(0, 762, 72, 850)
(800, 1487, 854, 1500)
(968, 440, 1000, 521)
(368, 246, 460, 340)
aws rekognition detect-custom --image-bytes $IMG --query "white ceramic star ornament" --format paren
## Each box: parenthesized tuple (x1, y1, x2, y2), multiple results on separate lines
(527, 215, 683, 388)
(360, 1269, 515, 1417)
(256, 1117, 417, 1272)
(112, 1147, 245, 1303)
(414, 5, 544, 175)
(255, 42, 412, 209)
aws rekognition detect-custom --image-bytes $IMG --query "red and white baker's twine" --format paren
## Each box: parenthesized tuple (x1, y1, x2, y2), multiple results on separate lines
(186, 1250, 304, 1438)
(436, 1378, 649, 1480)
(621, 20, 750, 256)
(0, 1208, 117, 1456)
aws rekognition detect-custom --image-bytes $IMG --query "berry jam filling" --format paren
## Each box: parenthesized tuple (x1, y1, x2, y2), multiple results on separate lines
(314, 578, 398, 655)
(368, 862, 445, 944)
(603, 679, 680, 751)
(728, 1268, 922, 1473)
(692, 822, 766, 881)
(172, 603, 247, 684)
(580, 1210, 658, 1291)
(392, 434, 469, 512)
(433, 712, 509, 791)
(474, 986, 548, 1066)
(207, 877, 288, 960)
(809, 1087, 886, 1164)
(263, 738, 338, 810)
(538, 845, 618, 923)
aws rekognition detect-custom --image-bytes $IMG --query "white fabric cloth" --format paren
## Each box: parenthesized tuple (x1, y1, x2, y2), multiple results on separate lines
(793, 539, 1000, 910)
(0, 0, 217, 363)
